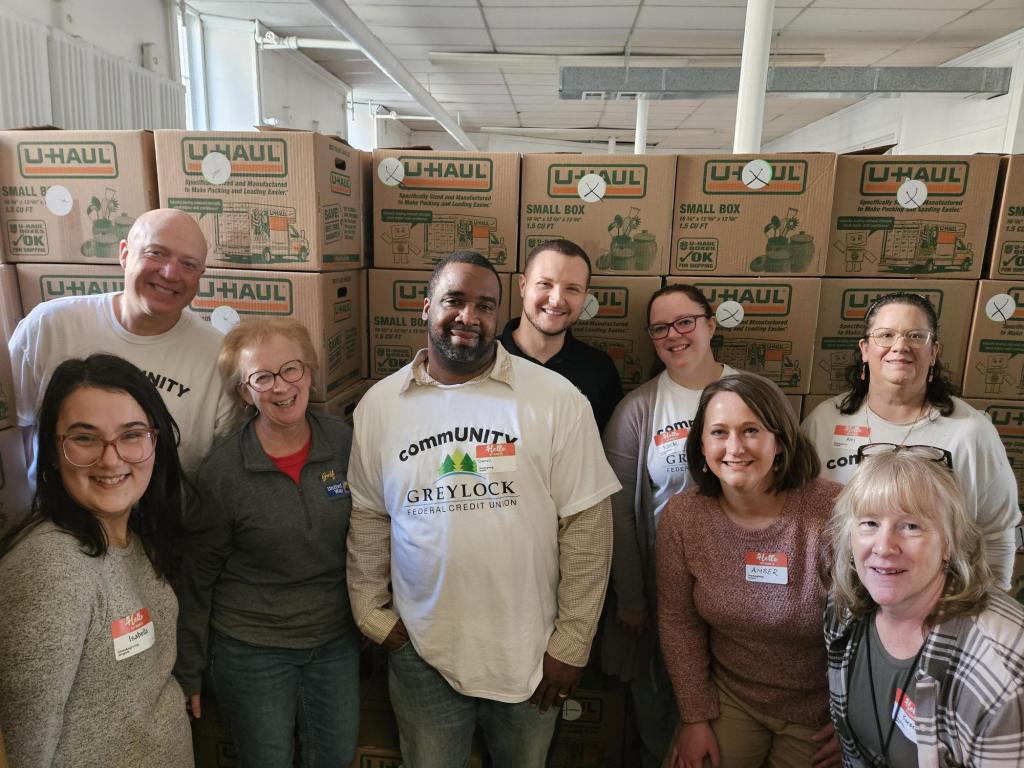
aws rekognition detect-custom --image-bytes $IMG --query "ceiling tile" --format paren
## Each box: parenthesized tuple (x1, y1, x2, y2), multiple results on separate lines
(349, 5, 485, 27)
(801, 0, 985, 8)
(374, 27, 491, 45)
(490, 29, 628, 46)
(483, 6, 637, 27)
(636, 6, 802, 30)
(628, 29, 745, 47)
(783, 8, 964, 34)
(874, 47, 974, 65)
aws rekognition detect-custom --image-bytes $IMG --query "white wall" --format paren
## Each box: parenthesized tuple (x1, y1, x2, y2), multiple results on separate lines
(258, 49, 348, 137)
(766, 28, 1024, 154)
(199, 15, 259, 129)
(0, 0, 176, 81)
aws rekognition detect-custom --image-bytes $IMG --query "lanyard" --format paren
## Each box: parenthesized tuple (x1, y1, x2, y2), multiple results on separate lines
(864, 617, 926, 764)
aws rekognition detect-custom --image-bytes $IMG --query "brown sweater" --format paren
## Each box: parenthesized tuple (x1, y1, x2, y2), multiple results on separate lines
(656, 477, 841, 728)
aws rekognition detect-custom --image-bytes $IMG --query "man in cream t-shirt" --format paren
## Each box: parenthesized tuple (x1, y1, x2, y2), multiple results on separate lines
(347, 251, 620, 768)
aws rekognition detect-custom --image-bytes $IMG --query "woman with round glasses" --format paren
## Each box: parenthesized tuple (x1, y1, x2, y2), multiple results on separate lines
(175, 317, 359, 768)
(0, 354, 192, 766)
(601, 284, 738, 766)
(802, 291, 1019, 588)
(825, 450, 1024, 766)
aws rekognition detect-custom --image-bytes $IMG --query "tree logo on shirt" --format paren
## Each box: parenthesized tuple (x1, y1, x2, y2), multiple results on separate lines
(439, 448, 478, 478)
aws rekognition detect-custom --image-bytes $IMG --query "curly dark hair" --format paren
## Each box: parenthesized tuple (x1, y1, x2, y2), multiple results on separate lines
(839, 292, 958, 416)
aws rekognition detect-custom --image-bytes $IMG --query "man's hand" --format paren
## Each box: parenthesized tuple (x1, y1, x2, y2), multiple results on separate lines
(382, 619, 409, 651)
(810, 721, 841, 768)
(670, 721, 720, 768)
(529, 652, 582, 713)
(617, 606, 650, 635)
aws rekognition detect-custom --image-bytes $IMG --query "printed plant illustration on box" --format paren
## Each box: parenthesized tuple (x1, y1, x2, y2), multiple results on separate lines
(81, 187, 135, 259)
(749, 207, 815, 273)
(597, 207, 658, 271)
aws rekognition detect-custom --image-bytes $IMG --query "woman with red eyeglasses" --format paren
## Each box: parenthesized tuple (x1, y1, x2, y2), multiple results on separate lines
(802, 291, 1018, 588)
(601, 284, 739, 767)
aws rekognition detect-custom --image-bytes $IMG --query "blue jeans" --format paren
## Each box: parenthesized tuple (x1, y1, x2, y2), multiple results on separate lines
(388, 642, 559, 768)
(208, 628, 360, 768)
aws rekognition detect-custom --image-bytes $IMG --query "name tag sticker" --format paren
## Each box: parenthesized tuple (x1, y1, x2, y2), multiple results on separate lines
(475, 443, 516, 473)
(654, 429, 687, 455)
(892, 688, 917, 743)
(832, 424, 870, 448)
(326, 480, 351, 498)
(111, 608, 155, 661)
(744, 552, 789, 585)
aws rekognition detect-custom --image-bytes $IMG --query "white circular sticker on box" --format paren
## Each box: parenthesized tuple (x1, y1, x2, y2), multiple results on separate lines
(985, 293, 1016, 323)
(896, 179, 928, 210)
(741, 159, 773, 190)
(378, 157, 405, 186)
(716, 300, 745, 328)
(561, 699, 583, 721)
(45, 185, 74, 216)
(579, 293, 600, 321)
(577, 173, 607, 203)
(201, 152, 231, 185)
(210, 306, 241, 334)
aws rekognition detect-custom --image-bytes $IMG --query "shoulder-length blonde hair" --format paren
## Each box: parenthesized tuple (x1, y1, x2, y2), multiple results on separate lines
(828, 451, 993, 624)
(217, 317, 319, 404)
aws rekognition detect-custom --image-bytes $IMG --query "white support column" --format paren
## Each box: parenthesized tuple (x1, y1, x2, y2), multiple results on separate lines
(634, 95, 649, 154)
(608, 135, 616, 153)
(733, 0, 775, 153)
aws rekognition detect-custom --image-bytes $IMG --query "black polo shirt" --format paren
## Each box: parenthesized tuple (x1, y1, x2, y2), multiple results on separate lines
(499, 317, 624, 433)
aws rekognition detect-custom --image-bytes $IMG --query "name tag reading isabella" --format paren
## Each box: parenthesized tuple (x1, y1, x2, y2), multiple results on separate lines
(744, 552, 789, 585)
(111, 608, 155, 661)
(475, 443, 516, 473)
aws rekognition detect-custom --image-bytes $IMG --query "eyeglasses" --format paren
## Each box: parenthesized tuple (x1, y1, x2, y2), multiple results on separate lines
(856, 443, 952, 469)
(865, 328, 934, 349)
(58, 429, 159, 468)
(646, 314, 708, 340)
(244, 360, 306, 392)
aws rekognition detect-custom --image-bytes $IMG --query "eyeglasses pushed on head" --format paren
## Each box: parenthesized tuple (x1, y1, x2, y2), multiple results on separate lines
(856, 442, 952, 469)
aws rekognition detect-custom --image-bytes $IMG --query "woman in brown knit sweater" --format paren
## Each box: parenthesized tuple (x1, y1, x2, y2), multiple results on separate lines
(657, 373, 842, 768)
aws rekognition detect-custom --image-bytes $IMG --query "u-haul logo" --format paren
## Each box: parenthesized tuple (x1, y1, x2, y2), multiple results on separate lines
(841, 288, 944, 320)
(547, 165, 647, 198)
(393, 280, 428, 311)
(18, 142, 118, 178)
(191, 277, 293, 315)
(331, 171, 352, 195)
(590, 287, 628, 318)
(182, 138, 288, 177)
(695, 282, 792, 316)
(40, 274, 125, 300)
(702, 159, 807, 194)
(860, 161, 969, 197)
(1005, 287, 1024, 321)
(987, 405, 1024, 436)
(399, 157, 493, 192)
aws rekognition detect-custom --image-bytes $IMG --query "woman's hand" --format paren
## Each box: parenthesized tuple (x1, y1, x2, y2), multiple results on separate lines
(187, 693, 202, 719)
(617, 606, 650, 635)
(669, 721, 720, 768)
(810, 721, 841, 768)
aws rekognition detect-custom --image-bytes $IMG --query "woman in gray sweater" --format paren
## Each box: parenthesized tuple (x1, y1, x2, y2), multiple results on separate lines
(175, 317, 359, 768)
(0, 354, 193, 768)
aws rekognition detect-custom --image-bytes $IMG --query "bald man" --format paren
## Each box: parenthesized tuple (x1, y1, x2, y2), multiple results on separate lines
(9, 208, 238, 479)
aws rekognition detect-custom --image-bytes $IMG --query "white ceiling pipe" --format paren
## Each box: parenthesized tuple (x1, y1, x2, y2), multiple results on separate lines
(608, 136, 616, 153)
(304, 0, 478, 150)
(258, 33, 360, 50)
(733, 0, 775, 152)
(634, 95, 649, 154)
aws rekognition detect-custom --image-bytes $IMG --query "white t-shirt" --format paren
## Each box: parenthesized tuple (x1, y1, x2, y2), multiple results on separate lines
(802, 395, 1020, 587)
(349, 355, 620, 703)
(645, 364, 739, 525)
(9, 293, 237, 479)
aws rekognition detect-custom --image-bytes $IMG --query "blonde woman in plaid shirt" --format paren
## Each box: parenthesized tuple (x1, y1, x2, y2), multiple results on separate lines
(825, 448, 1024, 767)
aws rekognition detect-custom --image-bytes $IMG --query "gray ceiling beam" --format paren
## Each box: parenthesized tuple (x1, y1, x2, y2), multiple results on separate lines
(559, 66, 1013, 100)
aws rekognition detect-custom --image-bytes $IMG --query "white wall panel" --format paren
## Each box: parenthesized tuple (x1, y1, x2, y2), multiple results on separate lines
(0, 9, 51, 128)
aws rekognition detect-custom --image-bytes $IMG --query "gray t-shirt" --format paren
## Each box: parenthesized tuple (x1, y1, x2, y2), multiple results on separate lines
(848, 614, 920, 767)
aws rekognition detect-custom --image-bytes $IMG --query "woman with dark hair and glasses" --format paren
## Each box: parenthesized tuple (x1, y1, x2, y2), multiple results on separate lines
(802, 291, 1019, 587)
(0, 354, 193, 767)
(600, 284, 738, 766)
(825, 450, 1024, 766)
(174, 317, 359, 768)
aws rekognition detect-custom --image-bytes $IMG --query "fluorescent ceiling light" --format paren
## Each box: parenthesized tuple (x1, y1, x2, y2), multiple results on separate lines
(428, 52, 827, 71)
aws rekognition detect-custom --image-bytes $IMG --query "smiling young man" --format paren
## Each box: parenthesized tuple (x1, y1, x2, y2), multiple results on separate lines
(499, 239, 622, 432)
(347, 251, 620, 768)
(9, 208, 238, 479)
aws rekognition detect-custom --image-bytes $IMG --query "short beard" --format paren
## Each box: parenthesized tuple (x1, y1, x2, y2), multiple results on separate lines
(524, 307, 572, 338)
(429, 323, 496, 373)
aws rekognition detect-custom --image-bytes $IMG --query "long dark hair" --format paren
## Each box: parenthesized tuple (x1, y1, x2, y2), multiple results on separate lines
(0, 354, 184, 581)
(839, 292, 958, 416)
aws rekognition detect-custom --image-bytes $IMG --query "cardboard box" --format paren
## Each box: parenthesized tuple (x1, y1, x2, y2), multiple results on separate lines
(548, 683, 628, 768)
(964, 399, 1024, 512)
(989, 155, 1024, 279)
(826, 155, 1000, 279)
(309, 379, 370, 423)
(509, 274, 661, 390)
(0, 265, 23, 342)
(372, 150, 519, 271)
(367, 269, 511, 379)
(0, 337, 15, 431)
(667, 278, 822, 394)
(670, 154, 837, 276)
(520, 154, 676, 276)
(963, 281, 1024, 399)
(351, 708, 486, 768)
(810, 279, 977, 396)
(0, 130, 158, 263)
(0, 427, 31, 535)
(803, 393, 833, 421)
(785, 394, 802, 419)
(156, 130, 363, 271)
(15, 264, 364, 400)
